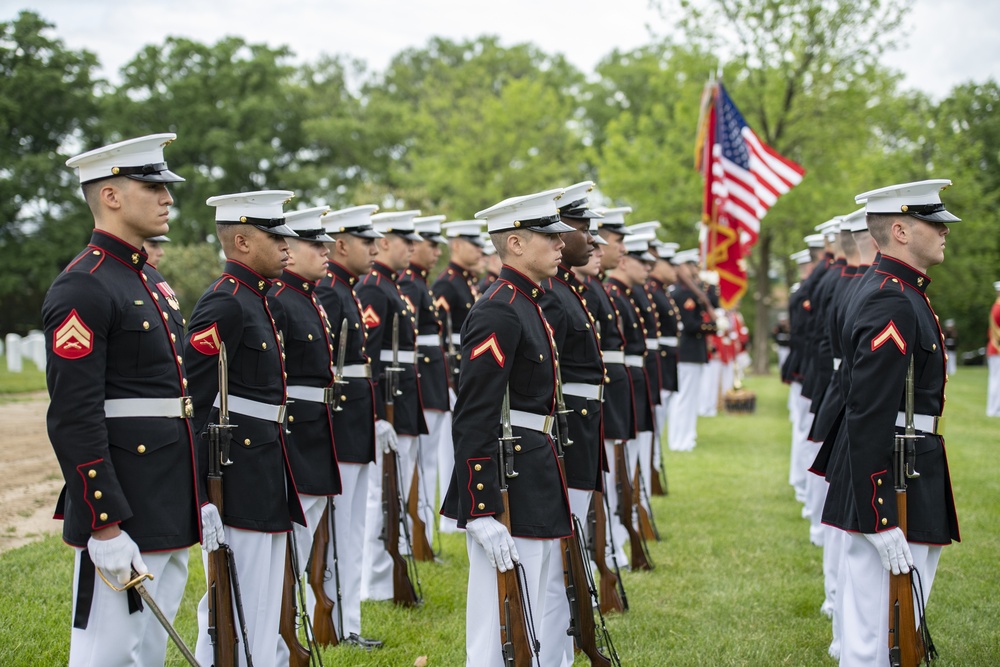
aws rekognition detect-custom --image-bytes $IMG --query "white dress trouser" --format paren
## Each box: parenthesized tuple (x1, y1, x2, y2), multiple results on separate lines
(804, 447, 826, 545)
(440, 388, 459, 533)
(838, 532, 941, 667)
(603, 440, 629, 568)
(791, 391, 815, 505)
(988, 356, 1000, 417)
(537, 488, 594, 667)
(418, 409, 448, 545)
(362, 434, 417, 600)
(825, 526, 846, 658)
(466, 534, 556, 667)
(277, 493, 327, 664)
(70, 547, 189, 667)
(669, 362, 702, 451)
(699, 358, 723, 416)
(328, 462, 368, 637)
(195, 529, 286, 667)
(653, 389, 673, 478)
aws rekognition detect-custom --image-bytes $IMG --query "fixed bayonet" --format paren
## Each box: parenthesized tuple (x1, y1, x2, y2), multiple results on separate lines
(903, 355, 921, 480)
(387, 312, 404, 400)
(500, 386, 520, 479)
(216, 343, 234, 466)
(331, 318, 349, 412)
(554, 355, 573, 450)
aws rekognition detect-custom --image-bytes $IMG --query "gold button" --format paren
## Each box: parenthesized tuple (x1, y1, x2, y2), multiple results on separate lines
(88, 470, 97, 479)
(424, 356, 431, 363)
(262, 342, 267, 350)
(881, 518, 888, 526)
(341, 395, 347, 402)
(932, 343, 937, 351)
(162, 311, 169, 321)
(171, 333, 177, 342)
(137, 444, 146, 453)
(230, 278, 236, 283)
(176, 355, 183, 365)
(288, 415, 295, 423)
(581, 408, 588, 416)
(183, 379, 188, 388)
(478, 503, 485, 510)
(877, 479, 882, 486)
(281, 353, 286, 360)
(877, 497, 883, 505)
(585, 323, 590, 329)
(474, 464, 482, 471)
(92, 250, 100, 255)
(183, 318, 186, 326)
(94, 490, 102, 499)
(539, 354, 543, 361)
(99, 513, 108, 521)
(355, 322, 360, 329)
(152, 293, 159, 300)
(142, 321, 149, 330)
(477, 483, 484, 490)
(308, 333, 314, 340)
(244, 438, 251, 446)
(142, 274, 147, 281)
(514, 444, 522, 452)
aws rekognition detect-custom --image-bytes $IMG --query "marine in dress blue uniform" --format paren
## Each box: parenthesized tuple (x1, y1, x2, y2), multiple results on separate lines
(440, 189, 574, 667)
(184, 189, 306, 667)
(45, 133, 200, 666)
(314, 204, 384, 647)
(355, 209, 428, 601)
(817, 180, 961, 666)
(267, 206, 344, 662)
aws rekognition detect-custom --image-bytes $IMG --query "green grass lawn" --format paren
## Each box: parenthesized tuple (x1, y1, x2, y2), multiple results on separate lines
(1, 368, 997, 665)
(0, 356, 46, 396)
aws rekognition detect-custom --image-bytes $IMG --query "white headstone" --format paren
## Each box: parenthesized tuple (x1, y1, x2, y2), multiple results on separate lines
(25, 330, 46, 372)
(5, 333, 22, 373)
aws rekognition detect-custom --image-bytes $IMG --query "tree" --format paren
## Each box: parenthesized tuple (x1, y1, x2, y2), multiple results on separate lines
(0, 11, 103, 333)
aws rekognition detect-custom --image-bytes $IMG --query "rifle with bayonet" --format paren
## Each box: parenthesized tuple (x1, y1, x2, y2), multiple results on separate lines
(407, 447, 435, 562)
(497, 387, 539, 666)
(614, 440, 652, 571)
(588, 491, 626, 613)
(308, 500, 339, 647)
(279, 532, 323, 667)
(330, 318, 349, 413)
(888, 356, 936, 667)
(633, 457, 660, 541)
(205, 343, 240, 666)
(381, 313, 420, 607)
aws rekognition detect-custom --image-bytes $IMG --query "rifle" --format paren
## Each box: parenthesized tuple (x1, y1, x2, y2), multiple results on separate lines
(279, 533, 322, 667)
(633, 458, 660, 541)
(330, 318, 349, 413)
(614, 440, 653, 571)
(206, 343, 240, 667)
(381, 313, 420, 607)
(443, 307, 461, 389)
(888, 356, 935, 667)
(407, 446, 436, 562)
(589, 492, 626, 614)
(497, 387, 540, 666)
(308, 502, 339, 647)
(565, 515, 622, 667)
(650, 418, 666, 496)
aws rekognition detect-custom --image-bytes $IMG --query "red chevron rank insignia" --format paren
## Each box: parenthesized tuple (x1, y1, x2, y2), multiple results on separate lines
(470, 333, 505, 367)
(190, 323, 222, 355)
(53, 310, 93, 359)
(871, 320, 906, 354)
(361, 305, 381, 328)
(684, 298, 695, 311)
(433, 295, 450, 312)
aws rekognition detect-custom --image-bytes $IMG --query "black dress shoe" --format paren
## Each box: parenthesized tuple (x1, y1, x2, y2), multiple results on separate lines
(343, 633, 383, 650)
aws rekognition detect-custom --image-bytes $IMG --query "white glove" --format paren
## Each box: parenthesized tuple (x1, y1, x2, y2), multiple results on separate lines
(88, 531, 147, 585)
(200, 503, 225, 553)
(865, 528, 914, 575)
(466, 516, 519, 573)
(375, 418, 398, 453)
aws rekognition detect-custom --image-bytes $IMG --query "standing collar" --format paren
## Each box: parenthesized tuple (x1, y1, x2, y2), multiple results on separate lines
(89, 230, 148, 272)
(327, 261, 358, 286)
(499, 266, 545, 303)
(372, 261, 399, 282)
(224, 260, 273, 298)
(406, 263, 429, 281)
(278, 270, 316, 295)
(875, 255, 932, 294)
(448, 261, 476, 283)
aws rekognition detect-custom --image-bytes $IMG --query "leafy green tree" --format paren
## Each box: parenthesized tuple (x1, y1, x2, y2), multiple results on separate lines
(0, 11, 103, 333)
(155, 243, 224, 322)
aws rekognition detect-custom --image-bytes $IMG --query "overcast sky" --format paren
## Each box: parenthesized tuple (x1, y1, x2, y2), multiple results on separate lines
(6, 0, 999, 99)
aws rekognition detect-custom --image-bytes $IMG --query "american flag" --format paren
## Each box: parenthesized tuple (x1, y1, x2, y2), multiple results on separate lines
(696, 81, 805, 307)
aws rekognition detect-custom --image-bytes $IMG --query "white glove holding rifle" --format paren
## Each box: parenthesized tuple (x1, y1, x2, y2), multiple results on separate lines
(865, 527, 914, 575)
(466, 516, 519, 573)
(200, 503, 225, 553)
(88, 529, 147, 585)
(375, 418, 398, 453)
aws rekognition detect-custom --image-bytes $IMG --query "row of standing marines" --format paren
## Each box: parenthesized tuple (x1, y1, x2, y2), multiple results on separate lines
(781, 181, 963, 666)
(43, 133, 731, 667)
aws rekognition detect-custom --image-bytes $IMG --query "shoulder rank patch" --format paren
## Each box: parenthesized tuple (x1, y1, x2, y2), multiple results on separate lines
(433, 295, 450, 312)
(190, 323, 222, 356)
(362, 304, 381, 328)
(684, 298, 696, 311)
(803, 299, 811, 311)
(470, 333, 505, 367)
(871, 320, 906, 354)
(53, 309, 93, 360)
(155, 281, 181, 311)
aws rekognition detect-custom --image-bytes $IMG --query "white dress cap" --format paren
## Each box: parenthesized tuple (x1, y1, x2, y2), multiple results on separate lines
(66, 133, 184, 185)
(207, 190, 298, 238)
(558, 181, 602, 219)
(476, 188, 574, 234)
(588, 218, 608, 245)
(481, 234, 497, 255)
(627, 221, 661, 237)
(814, 216, 842, 240)
(653, 240, 678, 258)
(804, 233, 826, 248)
(371, 210, 423, 241)
(790, 249, 812, 265)
(442, 220, 486, 246)
(322, 204, 383, 238)
(413, 214, 447, 243)
(285, 206, 333, 242)
(855, 179, 960, 222)
(670, 248, 701, 266)
(993, 280, 1000, 292)
(839, 207, 868, 233)
(593, 206, 634, 232)
(623, 234, 656, 261)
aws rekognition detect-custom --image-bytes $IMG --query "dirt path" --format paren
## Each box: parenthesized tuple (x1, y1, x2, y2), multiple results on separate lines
(0, 393, 63, 554)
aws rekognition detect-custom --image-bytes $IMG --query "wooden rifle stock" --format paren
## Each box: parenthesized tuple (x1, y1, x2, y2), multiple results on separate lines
(308, 505, 338, 647)
(407, 462, 435, 561)
(614, 442, 652, 571)
(633, 466, 657, 541)
(206, 474, 237, 667)
(888, 489, 925, 666)
(380, 412, 419, 607)
(279, 536, 312, 667)
(497, 492, 535, 666)
(563, 528, 612, 667)
(589, 492, 625, 614)
(650, 427, 665, 496)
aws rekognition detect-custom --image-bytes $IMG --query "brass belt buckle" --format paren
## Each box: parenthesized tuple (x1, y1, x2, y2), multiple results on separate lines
(181, 397, 194, 419)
